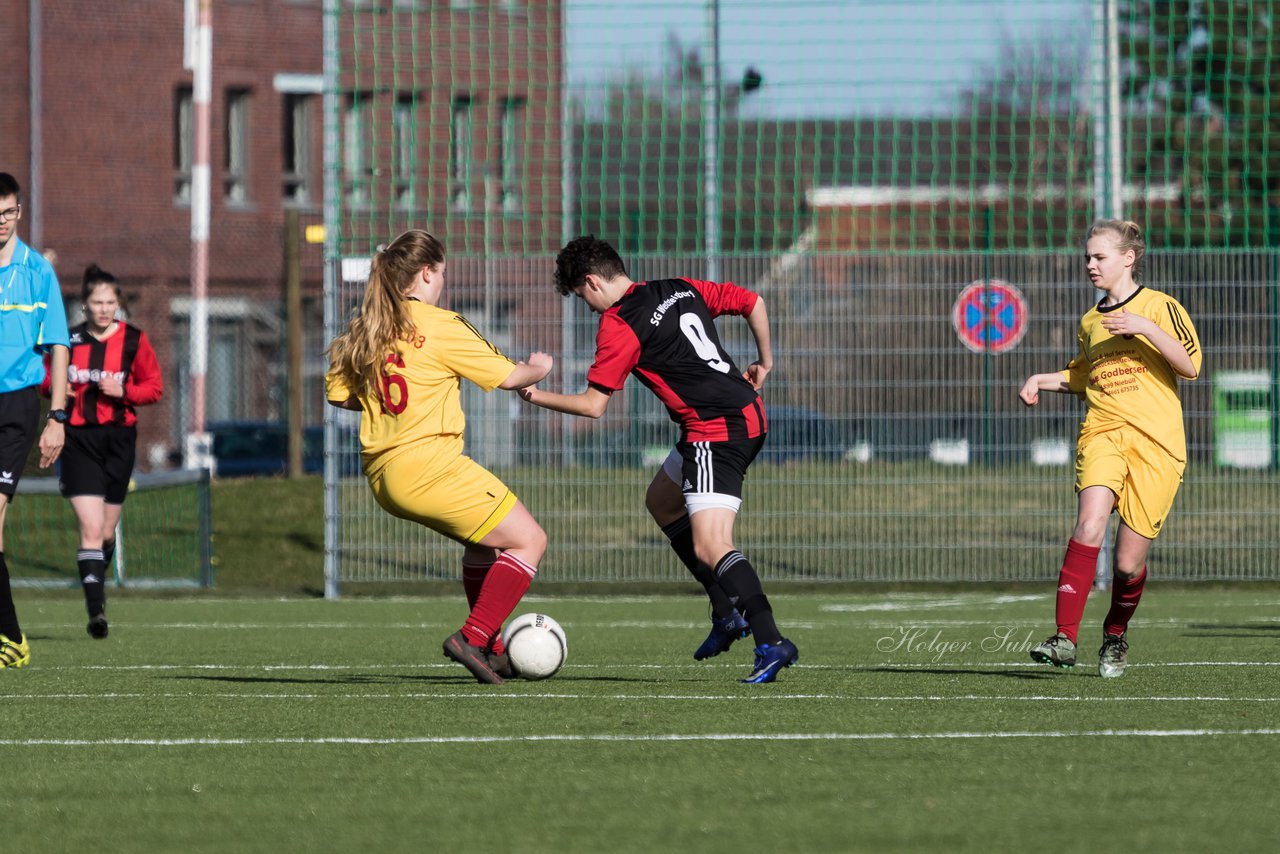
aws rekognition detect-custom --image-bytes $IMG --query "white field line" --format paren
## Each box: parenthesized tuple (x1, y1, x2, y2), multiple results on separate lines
(4, 692, 1280, 703)
(17, 659, 1280, 673)
(27, 614, 1277, 631)
(863, 661, 1280, 669)
(821, 595, 1046, 613)
(2, 728, 1279, 747)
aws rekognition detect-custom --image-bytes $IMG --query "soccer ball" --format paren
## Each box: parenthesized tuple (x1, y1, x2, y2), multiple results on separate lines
(502, 613, 568, 680)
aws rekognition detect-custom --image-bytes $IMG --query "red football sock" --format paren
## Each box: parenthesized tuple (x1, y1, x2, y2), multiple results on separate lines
(461, 552, 536, 650)
(1103, 566, 1147, 637)
(1054, 539, 1100, 644)
(461, 558, 503, 652)
(461, 559, 492, 608)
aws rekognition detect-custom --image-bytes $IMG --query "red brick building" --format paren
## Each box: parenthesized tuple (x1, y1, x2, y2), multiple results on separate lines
(2, 0, 565, 469)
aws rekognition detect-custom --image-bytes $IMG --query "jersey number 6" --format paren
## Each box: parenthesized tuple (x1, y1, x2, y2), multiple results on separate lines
(379, 353, 409, 414)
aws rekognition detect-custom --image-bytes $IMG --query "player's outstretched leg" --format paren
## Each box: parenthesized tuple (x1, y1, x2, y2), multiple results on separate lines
(460, 555, 513, 677)
(712, 550, 798, 683)
(79, 548, 109, 639)
(443, 550, 538, 684)
(658, 515, 749, 659)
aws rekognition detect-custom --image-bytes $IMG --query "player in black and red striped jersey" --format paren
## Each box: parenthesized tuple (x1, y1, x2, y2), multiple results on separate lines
(520, 235, 798, 683)
(43, 264, 163, 638)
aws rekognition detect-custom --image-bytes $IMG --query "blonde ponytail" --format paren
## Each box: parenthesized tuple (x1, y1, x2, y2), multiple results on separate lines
(327, 230, 446, 404)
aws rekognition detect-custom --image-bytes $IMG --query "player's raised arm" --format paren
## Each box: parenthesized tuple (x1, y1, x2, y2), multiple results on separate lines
(1018, 372, 1071, 407)
(499, 352, 554, 390)
(519, 383, 612, 419)
(1099, 309, 1199, 380)
(742, 296, 774, 391)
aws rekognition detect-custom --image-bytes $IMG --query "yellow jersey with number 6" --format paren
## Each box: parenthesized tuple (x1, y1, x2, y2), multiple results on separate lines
(325, 300, 514, 475)
(1061, 286, 1201, 461)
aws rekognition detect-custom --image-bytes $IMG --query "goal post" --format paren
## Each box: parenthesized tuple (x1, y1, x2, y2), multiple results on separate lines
(8, 468, 213, 589)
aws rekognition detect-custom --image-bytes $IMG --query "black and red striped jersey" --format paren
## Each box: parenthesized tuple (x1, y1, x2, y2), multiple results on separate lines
(586, 277, 767, 442)
(43, 322, 163, 427)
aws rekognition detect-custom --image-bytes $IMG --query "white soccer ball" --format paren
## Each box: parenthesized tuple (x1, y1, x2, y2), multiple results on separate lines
(502, 613, 568, 680)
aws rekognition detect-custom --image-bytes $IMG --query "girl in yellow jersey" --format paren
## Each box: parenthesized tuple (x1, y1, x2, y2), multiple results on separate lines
(326, 230, 553, 684)
(1019, 220, 1201, 678)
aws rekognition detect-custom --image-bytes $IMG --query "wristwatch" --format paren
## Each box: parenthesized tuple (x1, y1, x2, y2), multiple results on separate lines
(47, 409, 69, 424)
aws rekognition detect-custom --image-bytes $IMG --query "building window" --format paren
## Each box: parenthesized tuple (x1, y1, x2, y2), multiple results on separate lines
(225, 88, 251, 203)
(283, 94, 312, 205)
(344, 92, 373, 208)
(175, 87, 194, 203)
(393, 94, 416, 209)
(500, 97, 525, 214)
(450, 95, 473, 212)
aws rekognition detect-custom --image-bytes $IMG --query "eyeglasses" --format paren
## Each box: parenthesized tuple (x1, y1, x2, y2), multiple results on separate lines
(0, 206, 20, 223)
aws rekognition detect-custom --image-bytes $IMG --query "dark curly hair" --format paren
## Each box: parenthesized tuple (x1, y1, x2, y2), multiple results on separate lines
(553, 235, 627, 297)
(0, 172, 19, 199)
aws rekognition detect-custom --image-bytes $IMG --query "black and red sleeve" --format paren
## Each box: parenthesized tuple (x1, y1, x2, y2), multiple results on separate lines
(123, 330, 164, 407)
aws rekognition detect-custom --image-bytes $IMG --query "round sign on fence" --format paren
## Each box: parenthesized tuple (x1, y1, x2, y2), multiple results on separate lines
(951, 280, 1028, 354)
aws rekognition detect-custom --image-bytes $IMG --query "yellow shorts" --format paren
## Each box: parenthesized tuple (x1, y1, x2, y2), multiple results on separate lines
(1075, 427, 1184, 540)
(367, 439, 517, 544)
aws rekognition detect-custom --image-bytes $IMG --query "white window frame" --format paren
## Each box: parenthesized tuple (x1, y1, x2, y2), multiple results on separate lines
(450, 95, 474, 213)
(175, 87, 194, 204)
(225, 88, 251, 204)
(344, 92, 373, 208)
(393, 94, 416, 210)
(500, 97, 525, 214)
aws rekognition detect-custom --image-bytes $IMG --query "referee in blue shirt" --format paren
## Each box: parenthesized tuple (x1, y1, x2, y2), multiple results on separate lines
(0, 172, 70, 668)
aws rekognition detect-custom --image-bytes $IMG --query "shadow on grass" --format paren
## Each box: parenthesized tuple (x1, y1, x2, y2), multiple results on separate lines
(397, 673, 660, 685)
(1183, 623, 1280, 637)
(863, 666, 1060, 680)
(167, 672, 659, 686)
(167, 673, 407, 686)
(286, 532, 323, 553)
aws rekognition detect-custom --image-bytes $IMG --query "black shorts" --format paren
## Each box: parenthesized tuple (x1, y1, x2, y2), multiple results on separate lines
(0, 386, 41, 497)
(59, 425, 138, 504)
(664, 434, 766, 513)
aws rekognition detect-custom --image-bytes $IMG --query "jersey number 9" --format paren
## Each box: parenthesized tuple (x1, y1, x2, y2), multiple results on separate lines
(679, 314, 731, 374)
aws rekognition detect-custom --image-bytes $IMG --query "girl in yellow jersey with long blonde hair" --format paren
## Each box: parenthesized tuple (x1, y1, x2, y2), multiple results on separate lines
(1020, 219, 1201, 678)
(326, 230, 553, 684)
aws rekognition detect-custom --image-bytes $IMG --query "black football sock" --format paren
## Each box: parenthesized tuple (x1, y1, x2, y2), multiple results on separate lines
(713, 551, 782, 646)
(102, 539, 116, 573)
(0, 552, 23, 639)
(78, 550, 107, 618)
(661, 517, 736, 619)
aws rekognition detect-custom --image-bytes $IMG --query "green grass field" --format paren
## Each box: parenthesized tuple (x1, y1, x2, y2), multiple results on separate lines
(4, 587, 1278, 852)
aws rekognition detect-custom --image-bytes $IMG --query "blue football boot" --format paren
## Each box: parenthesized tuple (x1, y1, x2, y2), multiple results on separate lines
(741, 638, 799, 684)
(694, 610, 751, 661)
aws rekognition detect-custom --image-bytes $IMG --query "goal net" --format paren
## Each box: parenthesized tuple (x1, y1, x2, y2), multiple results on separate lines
(7, 469, 213, 589)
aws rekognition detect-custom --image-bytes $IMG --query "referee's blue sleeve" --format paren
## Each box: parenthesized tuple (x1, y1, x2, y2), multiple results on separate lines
(38, 264, 70, 349)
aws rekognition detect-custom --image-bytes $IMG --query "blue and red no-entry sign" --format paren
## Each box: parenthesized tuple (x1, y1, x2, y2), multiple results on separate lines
(952, 280, 1028, 354)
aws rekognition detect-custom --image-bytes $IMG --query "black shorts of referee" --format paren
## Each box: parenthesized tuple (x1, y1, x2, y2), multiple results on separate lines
(59, 425, 137, 505)
(0, 386, 41, 498)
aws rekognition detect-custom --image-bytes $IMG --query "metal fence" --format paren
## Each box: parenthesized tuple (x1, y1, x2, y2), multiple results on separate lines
(322, 0, 1280, 591)
(325, 249, 1280, 589)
